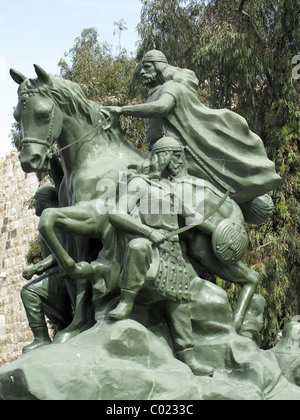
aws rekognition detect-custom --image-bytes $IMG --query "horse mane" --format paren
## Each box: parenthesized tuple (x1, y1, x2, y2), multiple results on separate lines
(18, 75, 144, 156)
(19, 76, 99, 125)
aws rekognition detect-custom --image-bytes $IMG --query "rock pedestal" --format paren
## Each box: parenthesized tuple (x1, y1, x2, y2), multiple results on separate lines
(1, 278, 300, 400)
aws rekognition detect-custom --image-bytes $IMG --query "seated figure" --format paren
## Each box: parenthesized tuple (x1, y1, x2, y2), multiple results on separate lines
(108, 136, 248, 322)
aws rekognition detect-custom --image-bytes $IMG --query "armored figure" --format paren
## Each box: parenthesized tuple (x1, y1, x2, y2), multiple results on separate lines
(107, 136, 215, 376)
(108, 138, 190, 317)
(21, 185, 73, 353)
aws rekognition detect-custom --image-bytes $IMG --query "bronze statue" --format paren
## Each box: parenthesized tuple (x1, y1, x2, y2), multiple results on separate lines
(10, 65, 144, 342)
(4, 51, 289, 399)
(9, 53, 281, 335)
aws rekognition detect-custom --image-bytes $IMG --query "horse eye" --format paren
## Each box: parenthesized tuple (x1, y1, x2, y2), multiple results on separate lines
(36, 108, 52, 121)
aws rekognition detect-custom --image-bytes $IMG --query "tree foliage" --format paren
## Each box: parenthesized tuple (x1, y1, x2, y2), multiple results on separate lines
(10, 121, 22, 151)
(11, 27, 146, 150)
(58, 27, 145, 151)
(25, 236, 43, 265)
(58, 27, 139, 103)
(137, 0, 300, 348)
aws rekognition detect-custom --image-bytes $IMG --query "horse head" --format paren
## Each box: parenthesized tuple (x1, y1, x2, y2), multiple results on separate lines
(10, 65, 64, 173)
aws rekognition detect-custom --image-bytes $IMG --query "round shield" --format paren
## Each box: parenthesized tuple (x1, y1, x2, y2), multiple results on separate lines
(212, 219, 248, 264)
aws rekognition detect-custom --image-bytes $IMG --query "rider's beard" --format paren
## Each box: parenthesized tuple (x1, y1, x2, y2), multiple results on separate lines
(142, 73, 158, 87)
(149, 152, 172, 179)
(149, 159, 161, 179)
(167, 165, 180, 178)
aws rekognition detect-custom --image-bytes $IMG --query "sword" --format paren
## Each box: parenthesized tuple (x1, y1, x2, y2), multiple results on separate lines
(166, 188, 231, 239)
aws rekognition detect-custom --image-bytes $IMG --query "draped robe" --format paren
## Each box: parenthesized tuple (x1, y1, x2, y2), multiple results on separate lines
(144, 75, 281, 204)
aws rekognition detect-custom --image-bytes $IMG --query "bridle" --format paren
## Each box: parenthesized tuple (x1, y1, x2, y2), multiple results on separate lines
(19, 86, 112, 161)
(21, 105, 111, 161)
(22, 105, 56, 161)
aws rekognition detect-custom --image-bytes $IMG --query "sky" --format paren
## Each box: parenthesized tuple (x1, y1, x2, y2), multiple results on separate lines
(0, 0, 142, 157)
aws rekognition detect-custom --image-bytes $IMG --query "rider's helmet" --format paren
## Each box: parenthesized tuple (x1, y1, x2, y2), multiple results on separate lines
(34, 184, 58, 201)
(142, 50, 168, 65)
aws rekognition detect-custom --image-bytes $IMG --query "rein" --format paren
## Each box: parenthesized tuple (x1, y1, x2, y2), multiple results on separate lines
(49, 123, 102, 158)
(22, 107, 231, 230)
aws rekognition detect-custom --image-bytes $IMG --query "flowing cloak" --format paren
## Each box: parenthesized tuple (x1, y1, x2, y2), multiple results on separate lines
(145, 74, 282, 204)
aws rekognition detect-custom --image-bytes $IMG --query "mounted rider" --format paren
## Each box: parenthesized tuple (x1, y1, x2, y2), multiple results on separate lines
(103, 49, 281, 221)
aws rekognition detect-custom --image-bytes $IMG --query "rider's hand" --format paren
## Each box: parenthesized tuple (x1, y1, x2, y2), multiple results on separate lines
(99, 106, 123, 116)
(149, 230, 166, 245)
(22, 267, 37, 280)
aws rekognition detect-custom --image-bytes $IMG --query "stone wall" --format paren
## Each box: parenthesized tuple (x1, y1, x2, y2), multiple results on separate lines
(0, 150, 39, 366)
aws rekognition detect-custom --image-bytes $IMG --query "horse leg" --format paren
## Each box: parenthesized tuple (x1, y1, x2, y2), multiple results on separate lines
(38, 203, 107, 271)
(72, 236, 96, 330)
(39, 204, 107, 342)
(186, 231, 260, 332)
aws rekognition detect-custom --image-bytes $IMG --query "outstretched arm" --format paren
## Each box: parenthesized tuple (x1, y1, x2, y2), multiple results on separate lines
(22, 254, 57, 280)
(102, 93, 176, 119)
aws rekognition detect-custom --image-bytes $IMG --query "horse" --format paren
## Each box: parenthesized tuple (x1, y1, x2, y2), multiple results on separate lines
(10, 65, 260, 339)
(10, 65, 145, 341)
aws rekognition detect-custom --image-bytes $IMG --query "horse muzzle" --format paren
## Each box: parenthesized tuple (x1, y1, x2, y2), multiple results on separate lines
(19, 140, 51, 173)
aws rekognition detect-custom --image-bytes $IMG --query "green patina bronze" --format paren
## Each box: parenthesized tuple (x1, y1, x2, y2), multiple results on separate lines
(21, 185, 73, 353)
(1, 52, 299, 401)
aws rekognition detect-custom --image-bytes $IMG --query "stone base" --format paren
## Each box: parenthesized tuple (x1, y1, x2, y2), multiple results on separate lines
(1, 278, 300, 400)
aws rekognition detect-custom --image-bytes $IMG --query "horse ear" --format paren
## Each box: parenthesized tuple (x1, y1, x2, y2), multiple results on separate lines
(10, 68, 27, 85)
(34, 64, 53, 86)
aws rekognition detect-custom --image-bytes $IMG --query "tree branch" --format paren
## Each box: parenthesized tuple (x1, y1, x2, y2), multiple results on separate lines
(234, 0, 266, 48)
(251, 241, 273, 254)
(237, 0, 248, 13)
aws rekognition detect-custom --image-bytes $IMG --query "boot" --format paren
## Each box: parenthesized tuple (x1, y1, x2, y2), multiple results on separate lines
(22, 327, 51, 354)
(177, 348, 214, 377)
(109, 290, 138, 320)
